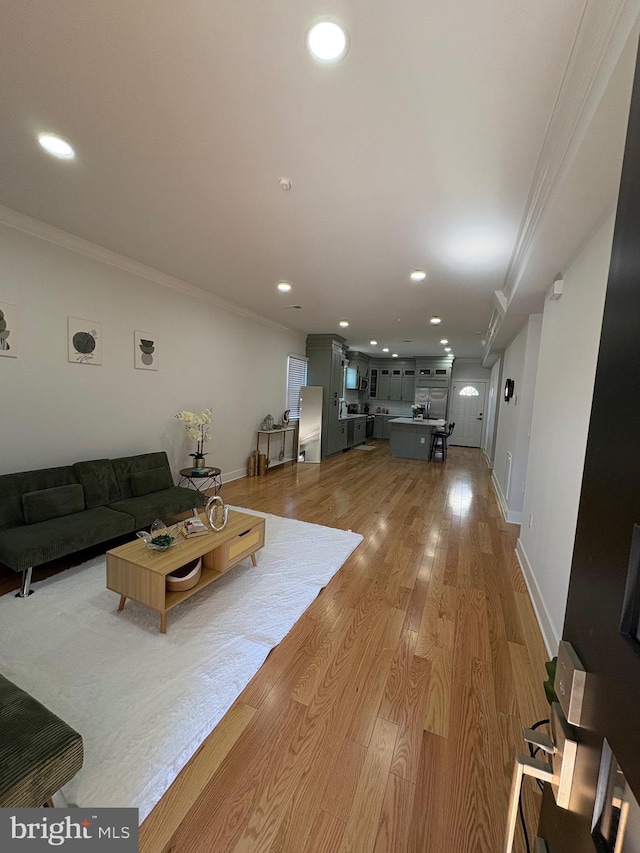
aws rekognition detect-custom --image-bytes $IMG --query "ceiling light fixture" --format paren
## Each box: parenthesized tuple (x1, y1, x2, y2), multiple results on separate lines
(277, 282, 292, 292)
(410, 270, 427, 282)
(339, 320, 349, 328)
(370, 340, 377, 345)
(440, 339, 448, 345)
(392, 353, 399, 358)
(306, 19, 349, 62)
(430, 316, 442, 325)
(382, 347, 389, 353)
(38, 133, 75, 159)
(444, 347, 451, 352)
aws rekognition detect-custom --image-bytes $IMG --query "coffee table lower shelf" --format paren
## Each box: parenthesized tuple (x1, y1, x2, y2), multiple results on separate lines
(106, 511, 265, 633)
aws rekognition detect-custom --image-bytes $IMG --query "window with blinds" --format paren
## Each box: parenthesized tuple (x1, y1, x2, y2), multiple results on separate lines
(286, 355, 308, 420)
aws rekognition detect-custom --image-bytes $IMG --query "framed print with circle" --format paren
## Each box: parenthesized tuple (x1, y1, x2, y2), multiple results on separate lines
(134, 330, 158, 370)
(0, 302, 18, 358)
(504, 378, 515, 402)
(68, 317, 102, 365)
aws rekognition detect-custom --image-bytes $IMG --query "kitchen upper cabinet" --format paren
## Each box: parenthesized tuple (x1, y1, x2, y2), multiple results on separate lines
(415, 359, 451, 386)
(331, 349, 344, 399)
(401, 369, 415, 401)
(345, 351, 369, 391)
(389, 370, 402, 400)
(378, 369, 391, 400)
(374, 362, 416, 401)
(369, 367, 379, 398)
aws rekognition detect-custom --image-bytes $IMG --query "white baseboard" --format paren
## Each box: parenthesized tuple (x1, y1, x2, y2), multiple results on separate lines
(515, 538, 559, 657)
(490, 471, 521, 525)
(221, 467, 247, 484)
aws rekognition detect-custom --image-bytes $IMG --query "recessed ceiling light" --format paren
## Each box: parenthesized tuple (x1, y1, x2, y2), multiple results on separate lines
(277, 282, 292, 292)
(339, 320, 349, 328)
(306, 19, 349, 62)
(440, 339, 448, 345)
(392, 353, 399, 358)
(410, 270, 427, 282)
(370, 340, 377, 345)
(38, 133, 75, 159)
(448, 353, 455, 358)
(382, 347, 389, 353)
(444, 347, 451, 352)
(430, 316, 442, 325)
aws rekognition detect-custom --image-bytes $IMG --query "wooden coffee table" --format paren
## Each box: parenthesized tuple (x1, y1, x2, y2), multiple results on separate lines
(106, 510, 265, 633)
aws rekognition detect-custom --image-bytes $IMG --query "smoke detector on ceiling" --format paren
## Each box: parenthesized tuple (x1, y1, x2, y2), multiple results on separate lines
(279, 178, 292, 191)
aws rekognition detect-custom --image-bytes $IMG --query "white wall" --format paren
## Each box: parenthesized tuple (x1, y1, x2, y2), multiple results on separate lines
(451, 359, 491, 384)
(516, 212, 615, 653)
(482, 358, 502, 467)
(492, 316, 542, 523)
(0, 221, 306, 480)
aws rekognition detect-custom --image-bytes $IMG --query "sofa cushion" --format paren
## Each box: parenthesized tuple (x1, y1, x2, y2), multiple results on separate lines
(110, 486, 205, 528)
(110, 452, 172, 500)
(73, 459, 120, 508)
(0, 507, 135, 572)
(0, 674, 83, 808)
(22, 484, 85, 525)
(0, 467, 77, 531)
(130, 466, 173, 497)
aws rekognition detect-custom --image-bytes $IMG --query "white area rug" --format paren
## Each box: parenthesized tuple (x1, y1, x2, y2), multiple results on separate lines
(0, 508, 362, 822)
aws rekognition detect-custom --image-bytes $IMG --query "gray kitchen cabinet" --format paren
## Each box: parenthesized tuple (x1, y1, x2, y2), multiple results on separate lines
(389, 371, 402, 400)
(401, 374, 415, 401)
(306, 334, 348, 458)
(372, 415, 393, 440)
(328, 418, 348, 455)
(369, 367, 379, 398)
(378, 370, 390, 401)
(346, 417, 366, 447)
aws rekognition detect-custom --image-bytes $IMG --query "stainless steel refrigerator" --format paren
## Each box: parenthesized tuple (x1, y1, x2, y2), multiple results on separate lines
(298, 386, 324, 463)
(414, 387, 448, 420)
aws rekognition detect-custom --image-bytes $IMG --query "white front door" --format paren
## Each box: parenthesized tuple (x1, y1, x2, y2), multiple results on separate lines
(449, 381, 486, 447)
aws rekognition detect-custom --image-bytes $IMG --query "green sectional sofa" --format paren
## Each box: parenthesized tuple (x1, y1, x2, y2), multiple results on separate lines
(0, 451, 206, 597)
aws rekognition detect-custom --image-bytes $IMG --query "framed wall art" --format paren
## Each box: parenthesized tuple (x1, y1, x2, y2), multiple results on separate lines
(68, 317, 102, 365)
(0, 302, 17, 358)
(134, 330, 158, 370)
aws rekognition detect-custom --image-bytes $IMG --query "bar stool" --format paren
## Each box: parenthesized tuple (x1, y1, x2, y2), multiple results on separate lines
(430, 422, 455, 461)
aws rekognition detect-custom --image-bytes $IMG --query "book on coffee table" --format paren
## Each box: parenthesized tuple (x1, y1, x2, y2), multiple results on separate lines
(182, 517, 209, 538)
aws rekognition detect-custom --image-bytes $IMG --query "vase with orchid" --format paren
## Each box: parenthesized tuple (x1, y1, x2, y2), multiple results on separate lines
(176, 408, 212, 467)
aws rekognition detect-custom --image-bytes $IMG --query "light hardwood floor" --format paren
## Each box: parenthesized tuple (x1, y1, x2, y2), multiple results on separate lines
(135, 441, 549, 853)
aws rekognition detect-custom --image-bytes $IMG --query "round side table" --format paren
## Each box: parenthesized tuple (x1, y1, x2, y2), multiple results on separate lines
(178, 467, 222, 496)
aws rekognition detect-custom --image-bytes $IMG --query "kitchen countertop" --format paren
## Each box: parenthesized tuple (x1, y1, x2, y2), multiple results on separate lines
(373, 412, 411, 417)
(339, 413, 368, 420)
(388, 417, 445, 427)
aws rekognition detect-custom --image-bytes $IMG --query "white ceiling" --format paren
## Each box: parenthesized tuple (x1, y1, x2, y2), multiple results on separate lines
(0, 1, 636, 359)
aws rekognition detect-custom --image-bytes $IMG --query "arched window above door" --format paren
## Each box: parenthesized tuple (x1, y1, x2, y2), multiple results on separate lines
(459, 385, 480, 397)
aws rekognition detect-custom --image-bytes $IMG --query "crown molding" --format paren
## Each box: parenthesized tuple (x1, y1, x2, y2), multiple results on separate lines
(501, 0, 640, 306)
(0, 204, 296, 335)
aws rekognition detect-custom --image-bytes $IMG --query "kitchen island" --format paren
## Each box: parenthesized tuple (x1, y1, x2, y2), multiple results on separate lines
(388, 417, 446, 460)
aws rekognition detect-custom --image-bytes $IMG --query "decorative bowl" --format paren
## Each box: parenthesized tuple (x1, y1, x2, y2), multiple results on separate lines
(137, 520, 181, 551)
